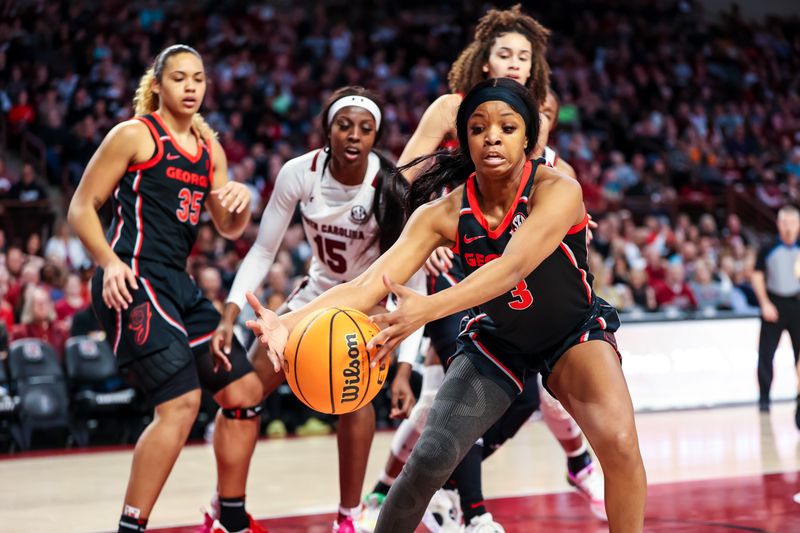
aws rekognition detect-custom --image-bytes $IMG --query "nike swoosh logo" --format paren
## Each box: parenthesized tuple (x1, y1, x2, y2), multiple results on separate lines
(166, 153, 180, 160)
(463, 235, 486, 244)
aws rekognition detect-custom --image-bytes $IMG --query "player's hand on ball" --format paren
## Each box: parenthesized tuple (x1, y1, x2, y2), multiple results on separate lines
(368, 274, 431, 366)
(245, 292, 288, 372)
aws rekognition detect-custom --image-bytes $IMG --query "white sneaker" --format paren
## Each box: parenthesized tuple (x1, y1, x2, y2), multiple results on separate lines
(421, 488, 463, 532)
(355, 492, 385, 532)
(464, 513, 504, 533)
(567, 464, 607, 521)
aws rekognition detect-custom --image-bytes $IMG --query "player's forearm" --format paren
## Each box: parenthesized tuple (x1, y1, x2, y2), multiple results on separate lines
(751, 273, 771, 306)
(216, 207, 251, 240)
(67, 199, 117, 268)
(280, 277, 389, 333)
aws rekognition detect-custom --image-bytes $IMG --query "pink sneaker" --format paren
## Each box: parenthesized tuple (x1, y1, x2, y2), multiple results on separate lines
(196, 510, 214, 533)
(333, 515, 357, 533)
(567, 464, 607, 521)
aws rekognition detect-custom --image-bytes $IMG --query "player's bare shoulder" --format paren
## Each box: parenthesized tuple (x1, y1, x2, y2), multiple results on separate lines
(104, 118, 154, 163)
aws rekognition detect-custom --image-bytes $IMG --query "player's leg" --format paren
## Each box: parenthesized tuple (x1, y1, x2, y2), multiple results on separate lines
(117, 346, 203, 532)
(782, 299, 800, 427)
(537, 376, 606, 520)
(189, 296, 265, 533)
(92, 268, 203, 532)
(757, 314, 784, 411)
(374, 355, 515, 533)
(545, 340, 646, 533)
(336, 403, 376, 531)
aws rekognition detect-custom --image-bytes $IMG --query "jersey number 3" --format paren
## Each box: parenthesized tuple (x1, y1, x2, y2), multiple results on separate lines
(508, 280, 533, 310)
(176, 188, 203, 225)
(313, 235, 347, 274)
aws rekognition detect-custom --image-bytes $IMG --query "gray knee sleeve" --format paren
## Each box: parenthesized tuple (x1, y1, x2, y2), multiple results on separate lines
(374, 356, 513, 533)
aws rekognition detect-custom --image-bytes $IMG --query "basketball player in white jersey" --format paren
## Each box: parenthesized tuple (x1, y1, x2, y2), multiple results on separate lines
(203, 87, 422, 533)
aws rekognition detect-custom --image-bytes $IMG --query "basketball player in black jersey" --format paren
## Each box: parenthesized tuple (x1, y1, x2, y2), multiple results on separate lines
(68, 45, 266, 533)
(246, 78, 646, 532)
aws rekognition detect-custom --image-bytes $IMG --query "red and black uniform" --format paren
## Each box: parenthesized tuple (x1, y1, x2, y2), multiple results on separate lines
(452, 158, 620, 398)
(91, 113, 252, 405)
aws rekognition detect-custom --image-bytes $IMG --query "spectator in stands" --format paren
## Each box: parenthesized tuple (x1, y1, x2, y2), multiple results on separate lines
(654, 261, 698, 311)
(689, 259, 725, 312)
(11, 286, 69, 360)
(0, 266, 14, 330)
(7, 89, 35, 137)
(9, 163, 47, 202)
(45, 220, 89, 270)
(25, 232, 43, 259)
(198, 266, 225, 313)
(55, 272, 88, 323)
(0, 157, 14, 196)
(627, 264, 658, 313)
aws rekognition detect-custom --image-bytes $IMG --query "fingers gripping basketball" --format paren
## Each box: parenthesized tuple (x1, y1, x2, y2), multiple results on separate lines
(284, 307, 388, 414)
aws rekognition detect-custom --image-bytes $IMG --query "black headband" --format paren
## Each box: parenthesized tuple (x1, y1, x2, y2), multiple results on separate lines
(457, 85, 533, 146)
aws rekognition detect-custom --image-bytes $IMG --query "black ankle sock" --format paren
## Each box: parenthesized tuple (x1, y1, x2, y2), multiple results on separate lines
(453, 443, 485, 523)
(219, 495, 248, 532)
(567, 450, 593, 475)
(119, 515, 147, 532)
(373, 480, 392, 496)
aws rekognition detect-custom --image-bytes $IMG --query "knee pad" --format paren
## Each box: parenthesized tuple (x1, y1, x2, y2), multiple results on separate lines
(221, 403, 264, 420)
(390, 390, 436, 461)
(538, 378, 581, 442)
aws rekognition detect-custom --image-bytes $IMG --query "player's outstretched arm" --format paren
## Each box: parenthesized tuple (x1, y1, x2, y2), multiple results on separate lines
(368, 172, 585, 362)
(246, 197, 456, 372)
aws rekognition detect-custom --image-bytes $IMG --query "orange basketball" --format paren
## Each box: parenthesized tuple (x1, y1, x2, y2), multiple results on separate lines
(283, 307, 388, 415)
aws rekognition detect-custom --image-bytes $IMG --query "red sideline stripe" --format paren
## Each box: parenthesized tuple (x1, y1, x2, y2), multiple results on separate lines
(131, 171, 144, 276)
(109, 185, 124, 251)
(597, 317, 607, 330)
(580, 331, 590, 343)
(141, 278, 187, 336)
(189, 331, 215, 348)
(470, 333, 523, 392)
(558, 242, 592, 304)
(459, 313, 486, 335)
(442, 271, 459, 287)
(113, 309, 122, 353)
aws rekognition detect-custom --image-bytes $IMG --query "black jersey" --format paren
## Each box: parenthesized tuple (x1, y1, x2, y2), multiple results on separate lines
(456, 158, 594, 356)
(107, 112, 213, 273)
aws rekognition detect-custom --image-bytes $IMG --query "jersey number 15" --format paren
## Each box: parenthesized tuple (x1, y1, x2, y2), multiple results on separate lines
(313, 235, 347, 274)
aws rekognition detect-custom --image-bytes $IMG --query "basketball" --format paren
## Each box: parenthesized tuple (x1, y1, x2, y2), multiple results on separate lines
(283, 307, 388, 415)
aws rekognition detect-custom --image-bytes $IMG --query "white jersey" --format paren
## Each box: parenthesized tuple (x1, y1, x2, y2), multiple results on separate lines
(228, 149, 381, 311)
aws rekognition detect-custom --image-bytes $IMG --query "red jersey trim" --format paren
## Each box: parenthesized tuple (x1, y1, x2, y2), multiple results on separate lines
(151, 112, 204, 163)
(567, 212, 589, 234)
(466, 160, 533, 240)
(310, 149, 322, 172)
(128, 116, 164, 172)
(206, 138, 215, 190)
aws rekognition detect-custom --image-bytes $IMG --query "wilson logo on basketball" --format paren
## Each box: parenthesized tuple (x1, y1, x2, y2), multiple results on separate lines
(128, 302, 152, 346)
(341, 332, 361, 403)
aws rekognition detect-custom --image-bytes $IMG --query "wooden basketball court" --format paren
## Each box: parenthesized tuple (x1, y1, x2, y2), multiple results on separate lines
(1, 402, 798, 532)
